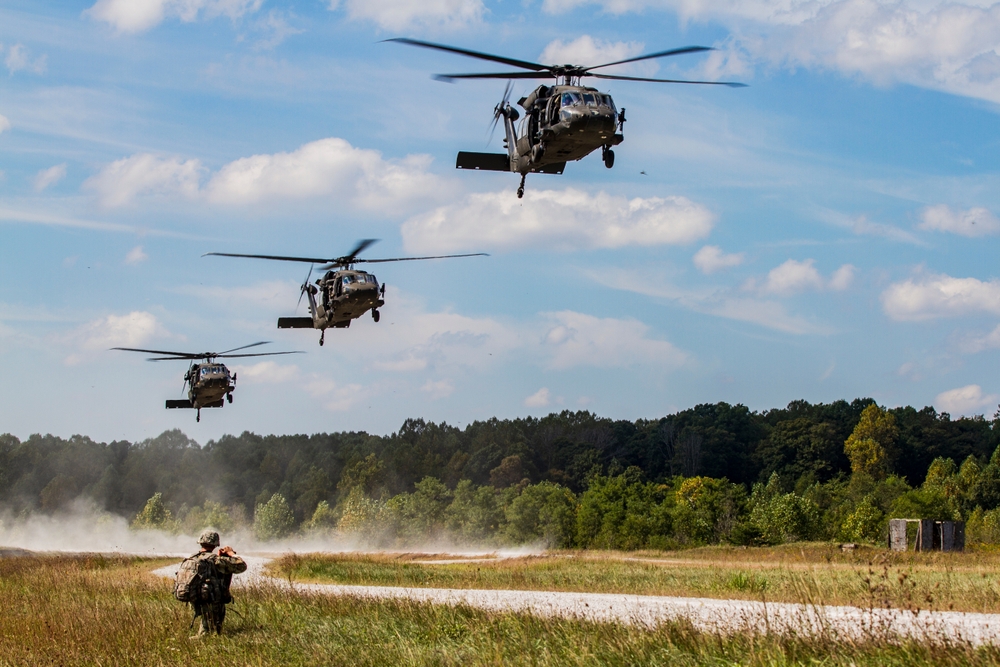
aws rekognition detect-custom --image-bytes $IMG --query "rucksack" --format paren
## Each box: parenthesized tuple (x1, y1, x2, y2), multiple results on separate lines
(173, 553, 220, 603)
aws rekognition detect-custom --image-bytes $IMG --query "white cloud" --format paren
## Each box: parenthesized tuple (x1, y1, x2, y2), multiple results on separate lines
(0, 115, 9, 135)
(920, 204, 1000, 237)
(539, 36, 645, 71)
(33, 164, 67, 192)
(305, 376, 369, 412)
(402, 188, 714, 253)
(541, 0, 1000, 104)
(829, 264, 856, 291)
(88, 139, 444, 213)
(749, 259, 854, 296)
(693, 245, 744, 274)
(84, 154, 203, 208)
(231, 360, 300, 383)
(935, 384, 999, 416)
(125, 245, 148, 265)
(421, 378, 455, 399)
(86, 0, 263, 33)
(524, 387, 551, 407)
(541, 311, 688, 370)
(329, 0, 483, 30)
(882, 271, 1000, 321)
(64, 311, 165, 364)
(204, 138, 442, 213)
(5, 44, 46, 75)
(590, 268, 831, 334)
(959, 324, 1000, 353)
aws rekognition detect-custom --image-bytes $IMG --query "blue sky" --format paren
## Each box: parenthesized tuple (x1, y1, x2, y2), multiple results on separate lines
(2, 0, 1000, 443)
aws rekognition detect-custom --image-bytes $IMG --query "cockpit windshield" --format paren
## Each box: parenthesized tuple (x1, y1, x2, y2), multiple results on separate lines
(603, 95, 616, 112)
(561, 92, 582, 107)
(582, 93, 598, 106)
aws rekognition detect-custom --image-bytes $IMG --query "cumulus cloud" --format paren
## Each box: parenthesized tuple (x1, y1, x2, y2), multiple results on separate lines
(421, 378, 455, 399)
(542, 0, 1000, 104)
(960, 324, 1000, 354)
(524, 387, 551, 407)
(84, 154, 203, 208)
(935, 384, 999, 416)
(88, 139, 443, 213)
(5, 44, 46, 75)
(693, 245, 744, 274)
(591, 268, 831, 334)
(86, 0, 263, 33)
(33, 164, 67, 192)
(125, 245, 148, 265)
(882, 271, 1000, 321)
(204, 138, 441, 213)
(402, 188, 714, 253)
(328, 0, 483, 30)
(539, 36, 645, 71)
(231, 360, 300, 383)
(64, 311, 165, 364)
(541, 311, 688, 370)
(920, 204, 1000, 237)
(747, 259, 855, 296)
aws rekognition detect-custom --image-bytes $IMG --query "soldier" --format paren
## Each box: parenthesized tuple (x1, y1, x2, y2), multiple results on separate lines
(188, 530, 248, 637)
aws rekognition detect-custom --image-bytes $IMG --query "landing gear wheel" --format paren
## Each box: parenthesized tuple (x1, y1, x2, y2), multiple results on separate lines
(227, 393, 233, 404)
(604, 149, 615, 169)
(319, 331, 325, 346)
(372, 309, 380, 323)
(517, 173, 526, 199)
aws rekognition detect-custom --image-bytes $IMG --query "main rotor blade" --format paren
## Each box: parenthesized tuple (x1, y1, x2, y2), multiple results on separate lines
(112, 346, 198, 358)
(589, 73, 747, 87)
(385, 38, 549, 72)
(204, 252, 333, 264)
(216, 351, 305, 359)
(341, 238, 378, 263)
(586, 46, 712, 71)
(147, 356, 201, 361)
(435, 72, 554, 82)
(356, 252, 489, 264)
(217, 341, 271, 356)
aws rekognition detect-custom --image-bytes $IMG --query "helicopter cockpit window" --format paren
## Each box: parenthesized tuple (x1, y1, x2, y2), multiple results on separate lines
(561, 92, 582, 107)
(582, 93, 598, 106)
(603, 95, 616, 112)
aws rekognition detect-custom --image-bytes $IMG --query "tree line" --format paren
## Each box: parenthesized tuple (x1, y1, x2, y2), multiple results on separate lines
(3, 398, 1000, 548)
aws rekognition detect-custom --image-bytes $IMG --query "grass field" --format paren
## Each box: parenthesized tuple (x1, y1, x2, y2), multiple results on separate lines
(273, 543, 1000, 614)
(2, 552, 1000, 666)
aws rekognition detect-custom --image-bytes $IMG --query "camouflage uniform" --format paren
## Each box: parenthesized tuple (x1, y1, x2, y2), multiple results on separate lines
(191, 530, 247, 636)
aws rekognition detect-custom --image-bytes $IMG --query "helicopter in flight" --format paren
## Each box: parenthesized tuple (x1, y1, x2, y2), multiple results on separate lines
(388, 38, 745, 198)
(112, 342, 302, 422)
(205, 240, 487, 346)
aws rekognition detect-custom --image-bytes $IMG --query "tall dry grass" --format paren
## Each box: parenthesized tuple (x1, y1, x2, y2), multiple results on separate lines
(1, 554, 999, 666)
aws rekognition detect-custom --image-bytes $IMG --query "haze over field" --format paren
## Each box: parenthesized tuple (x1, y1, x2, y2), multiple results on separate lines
(1, 1, 1000, 442)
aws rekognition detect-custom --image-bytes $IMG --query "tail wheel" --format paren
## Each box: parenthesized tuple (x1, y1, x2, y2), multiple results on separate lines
(227, 393, 233, 404)
(372, 309, 381, 323)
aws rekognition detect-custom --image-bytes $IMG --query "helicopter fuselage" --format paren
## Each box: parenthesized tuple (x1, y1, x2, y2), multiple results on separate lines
(183, 362, 235, 408)
(314, 269, 385, 328)
(513, 84, 622, 169)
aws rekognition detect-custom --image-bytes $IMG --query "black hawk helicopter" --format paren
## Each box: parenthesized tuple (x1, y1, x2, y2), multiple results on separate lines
(388, 38, 745, 198)
(112, 342, 302, 422)
(205, 240, 487, 346)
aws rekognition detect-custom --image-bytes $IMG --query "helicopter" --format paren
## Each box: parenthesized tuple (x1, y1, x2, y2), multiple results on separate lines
(205, 239, 487, 346)
(388, 38, 745, 198)
(112, 342, 303, 422)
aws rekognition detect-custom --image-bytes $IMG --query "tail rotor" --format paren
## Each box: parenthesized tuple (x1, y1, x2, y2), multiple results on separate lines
(488, 81, 513, 145)
(296, 264, 314, 313)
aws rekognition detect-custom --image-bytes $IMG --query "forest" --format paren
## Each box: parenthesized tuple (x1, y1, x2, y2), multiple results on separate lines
(3, 398, 1000, 549)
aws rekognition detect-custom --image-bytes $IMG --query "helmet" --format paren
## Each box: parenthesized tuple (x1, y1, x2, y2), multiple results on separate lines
(198, 530, 220, 548)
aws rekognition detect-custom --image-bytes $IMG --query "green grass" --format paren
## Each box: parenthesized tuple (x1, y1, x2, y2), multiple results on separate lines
(2, 554, 1000, 666)
(273, 544, 1000, 613)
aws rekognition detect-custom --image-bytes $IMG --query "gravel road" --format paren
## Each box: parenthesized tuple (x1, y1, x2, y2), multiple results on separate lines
(153, 555, 1000, 645)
